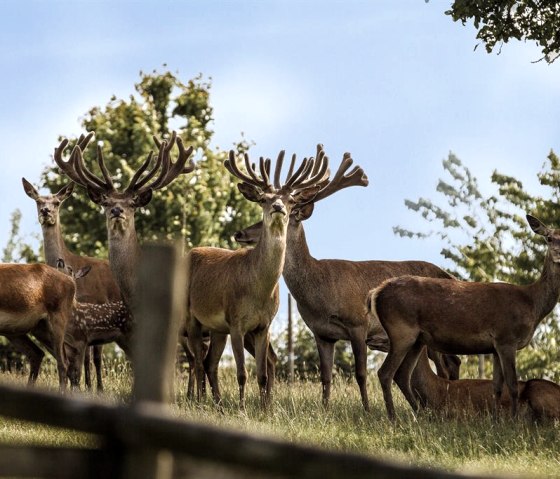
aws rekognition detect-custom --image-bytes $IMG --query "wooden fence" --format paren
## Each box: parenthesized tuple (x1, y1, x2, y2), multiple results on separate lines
(0, 244, 503, 479)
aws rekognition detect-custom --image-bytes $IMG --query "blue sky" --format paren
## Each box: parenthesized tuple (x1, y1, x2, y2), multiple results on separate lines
(1, 1, 559, 292)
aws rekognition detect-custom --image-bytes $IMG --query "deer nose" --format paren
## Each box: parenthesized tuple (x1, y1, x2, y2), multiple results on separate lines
(40, 207, 50, 214)
(110, 207, 123, 217)
(272, 203, 284, 213)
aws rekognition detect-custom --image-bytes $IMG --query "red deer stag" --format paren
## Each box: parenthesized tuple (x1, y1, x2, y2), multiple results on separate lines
(410, 346, 560, 421)
(234, 145, 455, 411)
(370, 215, 560, 420)
(186, 149, 328, 409)
(0, 263, 77, 389)
(23, 157, 121, 390)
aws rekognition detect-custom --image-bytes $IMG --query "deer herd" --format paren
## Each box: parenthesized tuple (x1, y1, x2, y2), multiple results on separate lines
(1, 131, 559, 423)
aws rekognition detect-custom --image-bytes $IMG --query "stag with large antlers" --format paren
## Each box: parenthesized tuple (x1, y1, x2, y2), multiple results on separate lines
(369, 215, 560, 420)
(53, 131, 195, 310)
(234, 145, 455, 411)
(0, 263, 77, 389)
(186, 148, 328, 409)
(22, 161, 121, 390)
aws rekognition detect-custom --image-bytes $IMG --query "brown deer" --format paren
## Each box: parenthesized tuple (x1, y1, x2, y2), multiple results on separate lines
(22, 162, 121, 390)
(370, 214, 560, 420)
(186, 149, 328, 409)
(234, 145, 455, 411)
(0, 263, 77, 389)
(53, 131, 274, 387)
(410, 347, 560, 421)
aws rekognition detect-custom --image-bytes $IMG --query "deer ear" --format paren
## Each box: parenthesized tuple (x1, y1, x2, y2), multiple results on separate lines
(86, 187, 104, 205)
(237, 183, 263, 203)
(22, 177, 40, 200)
(55, 183, 74, 202)
(74, 266, 91, 279)
(527, 214, 549, 236)
(133, 189, 153, 208)
(293, 202, 315, 222)
(291, 184, 321, 204)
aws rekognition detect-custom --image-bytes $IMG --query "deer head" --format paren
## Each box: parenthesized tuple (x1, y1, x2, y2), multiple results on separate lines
(53, 131, 195, 236)
(527, 214, 560, 263)
(56, 258, 91, 280)
(225, 148, 330, 236)
(22, 178, 74, 227)
(234, 145, 368, 245)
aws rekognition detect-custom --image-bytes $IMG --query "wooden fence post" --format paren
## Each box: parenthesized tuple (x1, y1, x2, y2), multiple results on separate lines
(123, 242, 187, 479)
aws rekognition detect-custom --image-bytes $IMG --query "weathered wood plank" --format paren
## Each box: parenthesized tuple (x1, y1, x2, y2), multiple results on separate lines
(0, 385, 501, 479)
(0, 445, 117, 479)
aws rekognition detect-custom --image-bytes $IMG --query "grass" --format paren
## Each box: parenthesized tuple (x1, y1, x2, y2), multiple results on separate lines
(1, 359, 559, 478)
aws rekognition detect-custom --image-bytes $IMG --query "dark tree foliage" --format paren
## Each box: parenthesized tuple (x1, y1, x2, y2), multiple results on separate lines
(395, 151, 560, 380)
(38, 68, 261, 258)
(446, 1, 560, 63)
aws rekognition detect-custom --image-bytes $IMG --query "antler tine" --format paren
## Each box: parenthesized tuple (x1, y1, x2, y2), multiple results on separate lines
(77, 132, 94, 150)
(96, 144, 115, 190)
(140, 134, 194, 192)
(310, 144, 326, 176)
(54, 139, 84, 186)
(312, 151, 369, 203)
(291, 153, 330, 190)
(284, 157, 311, 189)
(125, 150, 155, 192)
(259, 156, 272, 189)
(284, 154, 297, 184)
(70, 146, 109, 191)
(244, 153, 265, 185)
(273, 150, 285, 189)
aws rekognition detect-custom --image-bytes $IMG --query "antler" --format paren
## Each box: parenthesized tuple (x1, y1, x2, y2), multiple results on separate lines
(309, 146, 368, 203)
(224, 151, 274, 191)
(54, 131, 194, 195)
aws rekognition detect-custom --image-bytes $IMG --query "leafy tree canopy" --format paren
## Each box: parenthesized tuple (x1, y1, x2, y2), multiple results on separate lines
(38, 67, 261, 258)
(445, 1, 560, 63)
(395, 150, 560, 380)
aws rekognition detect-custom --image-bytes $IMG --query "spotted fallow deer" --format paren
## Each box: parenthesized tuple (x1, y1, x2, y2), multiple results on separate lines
(186, 149, 329, 409)
(22, 157, 121, 390)
(0, 263, 77, 389)
(370, 215, 560, 420)
(234, 145, 455, 411)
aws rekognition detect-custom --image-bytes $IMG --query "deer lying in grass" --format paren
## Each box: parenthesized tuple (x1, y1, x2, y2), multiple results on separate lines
(235, 145, 456, 411)
(186, 149, 328, 409)
(0, 263, 77, 389)
(370, 215, 560, 420)
(410, 347, 560, 421)
(23, 166, 121, 390)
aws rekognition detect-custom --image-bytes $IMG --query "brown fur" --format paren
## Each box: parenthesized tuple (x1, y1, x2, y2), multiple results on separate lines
(0, 263, 76, 389)
(371, 215, 560, 420)
(22, 177, 121, 390)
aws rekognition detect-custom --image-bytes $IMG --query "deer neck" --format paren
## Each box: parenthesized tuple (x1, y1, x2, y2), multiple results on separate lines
(283, 221, 317, 292)
(410, 349, 447, 408)
(41, 220, 70, 267)
(107, 219, 140, 307)
(249, 217, 287, 293)
(528, 251, 560, 322)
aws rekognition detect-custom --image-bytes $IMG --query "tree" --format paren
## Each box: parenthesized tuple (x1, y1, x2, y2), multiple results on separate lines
(395, 151, 560, 380)
(445, 1, 560, 63)
(2, 209, 39, 264)
(37, 68, 261, 258)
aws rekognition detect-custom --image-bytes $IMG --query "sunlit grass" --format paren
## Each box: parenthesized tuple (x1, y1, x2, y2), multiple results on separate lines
(0, 358, 559, 478)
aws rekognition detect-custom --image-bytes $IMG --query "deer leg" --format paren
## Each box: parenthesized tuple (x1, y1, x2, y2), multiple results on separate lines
(179, 336, 196, 400)
(393, 341, 423, 413)
(314, 335, 335, 409)
(243, 332, 276, 398)
(253, 328, 271, 409)
(230, 328, 247, 410)
(491, 353, 504, 420)
(83, 347, 92, 390)
(378, 334, 417, 421)
(7, 335, 45, 385)
(349, 331, 370, 412)
(204, 332, 227, 405)
(47, 313, 68, 391)
(93, 345, 103, 392)
(495, 346, 519, 418)
(186, 319, 205, 402)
